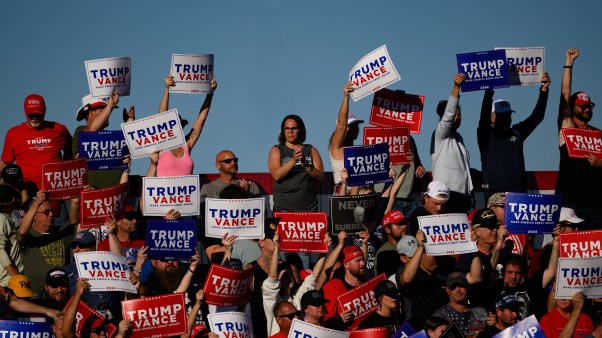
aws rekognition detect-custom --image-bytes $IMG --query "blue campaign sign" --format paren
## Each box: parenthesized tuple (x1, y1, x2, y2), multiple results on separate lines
(0, 320, 53, 337)
(78, 130, 129, 170)
(456, 50, 509, 92)
(344, 143, 392, 187)
(492, 315, 544, 338)
(504, 193, 562, 234)
(146, 220, 197, 260)
(393, 322, 417, 338)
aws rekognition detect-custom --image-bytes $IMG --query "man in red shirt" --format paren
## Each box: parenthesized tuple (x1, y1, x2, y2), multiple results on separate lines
(1, 94, 72, 192)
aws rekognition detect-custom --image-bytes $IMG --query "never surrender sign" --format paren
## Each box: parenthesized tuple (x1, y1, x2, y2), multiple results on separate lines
(363, 126, 411, 164)
(85, 57, 131, 97)
(337, 274, 386, 329)
(349, 45, 400, 102)
(122, 109, 186, 159)
(344, 143, 391, 187)
(208, 311, 253, 338)
(456, 50, 509, 92)
(75, 251, 136, 293)
(205, 198, 264, 239)
(330, 194, 380, 234)
(504, 193, 561, 234)
(559, 231, 602, 258)
(143, 175, 199, 216)
(370, 89, 424, 134)
(562, 128, 602, 159)
(122, 293, 187, 338)
(418, 213, 476, 256)
(203, 264, 255, 306)
(146, 220, 196, 260)
(78, 130, 129, 170)
(274, 212, 328, 253)
(42, 158, 87, 200)
(80, 182, 129, 228)
(170, 54, 215, 94)
(496, 47, 545, 86)
(556, 257, 602, 299)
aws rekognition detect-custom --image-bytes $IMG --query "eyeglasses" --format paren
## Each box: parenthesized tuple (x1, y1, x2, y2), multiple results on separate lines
(277, 312, 299, 320)
(284, 127, 299, 133)
(36, 209, 53, 216)
(47, 281, 68, 288)
(448, 284, 466, 291)
(219, 158, 238, 164)
(28, 114, 44, 120)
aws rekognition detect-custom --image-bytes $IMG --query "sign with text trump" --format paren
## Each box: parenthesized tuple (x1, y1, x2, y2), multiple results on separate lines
(349, 45, 400, 102)
(363, 126, 411, 164)
(170, 54, 215, 94)
(274, 212, 329, 253)
(419, 213, 476, 256)
(0, 321, 53, 338)
(337, 274, 386, 329)
(78, 130, 129, 170)
(556, 257, 602, 299)
(62, 297, 118, 338)
(562, 128, 602, 159)
(496, 47, 545, 86)
(504, 193, 561, 234)
(143, 175, 199, 216)
(74, 251, 136, 293)
(122, 293, 187, 337)
(456, 50, 509, 92)
(289, 319, 349, 338)
(208, 311, 253, 338)
(80, 182, 129, 228)
(203, 264, 255, 306)
(344, 143, 391, 187)
(85, 57, 131, 97)
(205, 197, 264, 239)
(559, 230, 602, 258)
(370, 89, 424, 134)
(42, 158, 88, 200)
(492, 315, 544, 338)
(146, 220, 197, 260)
(121, 109, 186, 159)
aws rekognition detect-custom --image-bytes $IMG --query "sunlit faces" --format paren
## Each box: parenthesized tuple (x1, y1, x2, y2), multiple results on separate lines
(26, 113, 45, 129)
(344, 254, 366, 278)
(574, 104, 594, 123)
(34, 201, 54, 233)
(475, 226, 498, 245)
(503, 264, 524, 288)
(216, 150, 239, 174)
(424, 195, 447, 215)
(283, 119, 300, 144)
(446, 284, 468, 303)
(490, 204, 505, 226)
(496, 307, 519, 327)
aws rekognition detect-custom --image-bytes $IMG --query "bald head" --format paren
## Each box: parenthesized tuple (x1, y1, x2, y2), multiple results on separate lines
(215, 150, 239, 175)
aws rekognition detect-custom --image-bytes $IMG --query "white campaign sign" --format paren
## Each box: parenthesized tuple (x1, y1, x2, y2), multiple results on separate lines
(495, 47, 545, 86)
(170, 54, 215, 94)
(121, 109, 186, 159)
(143, 175, 200, 216)
(556, 257, 602, 299)
(75, 251, 136, 293)
(418, 213, 477, 256)
(85, 57, 131, 97)
(205, 198, 265, 239)
(349, 45, 401, 102)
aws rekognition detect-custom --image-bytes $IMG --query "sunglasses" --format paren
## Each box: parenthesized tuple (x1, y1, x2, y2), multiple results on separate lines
(277, 312, 299, 320)
(448, 283, 466, 291)
(219, 158, 238, 164)
(47, 281, 68, 288)
(36, 209, 53, 216)
(70, 242, 94, 250)
(28, 114, 44, 120)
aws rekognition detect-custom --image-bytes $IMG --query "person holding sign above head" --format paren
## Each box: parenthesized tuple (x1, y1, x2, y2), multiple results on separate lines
(477, 71, 550, 194)
(407, 181, 450, 237)
(357, 279, 402, 331)
(431, 73, 473, 214)
(328, 81, 363, 195)
(540, 291, 593, 338)
(555, 48, 602, 230)
(476, 293, 523, 338)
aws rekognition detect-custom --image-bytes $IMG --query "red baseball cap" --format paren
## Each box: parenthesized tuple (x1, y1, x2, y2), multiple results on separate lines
(343, 246, 363, 263)
(575, 92, 595, 107)
(382, 210, 405, 227)
(24, 94, 46, 115)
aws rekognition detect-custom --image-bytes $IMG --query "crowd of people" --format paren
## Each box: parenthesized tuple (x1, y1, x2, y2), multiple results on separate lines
(0, 47, 599, 337)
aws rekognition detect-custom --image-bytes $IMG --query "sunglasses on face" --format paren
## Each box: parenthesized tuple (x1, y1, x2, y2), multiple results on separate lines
(70, 242, 94, 250)
(28, 114, 44, 120)
(37, 208, 53, 216)
(277, 312, 299, 320)
(219, 158, 238, 164)
(47, 281, 68, 288)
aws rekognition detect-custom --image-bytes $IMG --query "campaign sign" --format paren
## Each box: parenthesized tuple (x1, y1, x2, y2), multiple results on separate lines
(203, 264, 255, 306)
(80, 182, 129, 228)
(492, 315, 544, 338)
(338, 274, 387, 329)
(370, 89, 424, 134)
(146, 219, 197, 260)
(456, 49, 509, 92)
(330, 194, 380, 234)
(122, 293, 187, 337)
(363, 126, 411, 164)
(504, 193, 562, 234)
(121, 109, 186, 159)
(289, 318, 349, 338)
(63, 297, 118, 338)
(393, 322, 417, 338)
(143, 175, 200, 216)
(348, 327, 392, 338)
(495, 47, 545, 86)
(349, 45, 401, 102)
(78, 130, 129, 170)
(556, 257, 602, 299)
(74, 251, 136, 293)
(418, 213, 476, 256)
(0, 321, 53, 337)
(85, 57, 131, 97)
(559, 230, 602, 258)
(170, 54, 215, 94)
(407, 330, 428, 338)
(274, 212, 329, 253)
(208, 311, 253, 338)
(344, 143, 391, 187)
(562, 128, 602, 159)
(42, 158, 88, 200)
(205, 198, 264, 239)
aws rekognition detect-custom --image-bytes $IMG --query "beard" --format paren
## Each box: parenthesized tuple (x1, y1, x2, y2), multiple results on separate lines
(156, 267, 186, 293)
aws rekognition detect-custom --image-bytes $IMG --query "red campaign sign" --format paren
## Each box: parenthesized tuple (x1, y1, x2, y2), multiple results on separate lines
(347, 327, 392, 338)
(203, 264, 255, 306)
(562, 128, 602, 159)
(122, 293, 187, 338)
(559, 230, 602, 258)
(42, 158, 88, 200)
(370, 88, 424, 134)
(63, 296, 117, 338)
(80, 182, 129, 228)
(274, 212, 329, 253)
(337, 274, 387, 329)
(363, 126, 411, 165)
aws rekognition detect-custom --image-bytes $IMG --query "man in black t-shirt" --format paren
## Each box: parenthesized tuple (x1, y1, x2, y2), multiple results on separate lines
(477, 294, 522, 338)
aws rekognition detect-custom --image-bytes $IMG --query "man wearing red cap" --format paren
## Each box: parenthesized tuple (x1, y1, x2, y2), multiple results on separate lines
(556, 48, 602, 230)
(1, 94, 72, 192)
(374, 209, 407, 277)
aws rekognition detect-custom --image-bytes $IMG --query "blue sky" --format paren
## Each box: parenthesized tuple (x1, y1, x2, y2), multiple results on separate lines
(2, 1, 601, 177)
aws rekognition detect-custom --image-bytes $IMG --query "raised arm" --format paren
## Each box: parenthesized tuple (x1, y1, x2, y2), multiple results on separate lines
(187, 78, 217, 152)
(62, 278, 90, 338)
(477, 89, 495, 154)
(559, 48, 580, 131)
(514, 72, 550, 141)
(86, 89, 119, 132)
(159, 75, 175, 113)
(317, 231, 347, 290)
(119, 155, 131, 184)
(398, 230, 426, 286)
(329, 82, 355, 159)
(435, 74, 465, 141)
(105, 215, 124, 256)
(175, 249, 200, 293)
(17, 191, 47, 243)
(542, 226, 561, 288)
